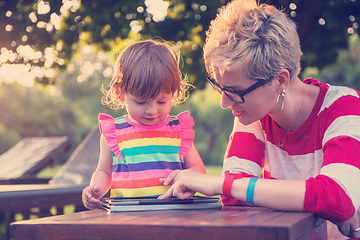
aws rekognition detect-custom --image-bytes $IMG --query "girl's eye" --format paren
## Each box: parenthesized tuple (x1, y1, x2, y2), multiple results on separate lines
(158, 101, 166, 104)
(135, 101, 145, 105)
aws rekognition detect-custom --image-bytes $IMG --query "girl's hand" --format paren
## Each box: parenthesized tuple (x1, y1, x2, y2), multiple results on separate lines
(82, 185, 102, 209)
(158, 170, 223, 200)
(335, 206, 360, 239)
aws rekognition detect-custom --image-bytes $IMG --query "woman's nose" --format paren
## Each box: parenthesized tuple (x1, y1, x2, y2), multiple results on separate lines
(220, 92, 235, 109)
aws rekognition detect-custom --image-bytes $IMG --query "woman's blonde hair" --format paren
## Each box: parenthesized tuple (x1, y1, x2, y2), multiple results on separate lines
(203, 0, 302, 81)
(101, 39, 191, 110)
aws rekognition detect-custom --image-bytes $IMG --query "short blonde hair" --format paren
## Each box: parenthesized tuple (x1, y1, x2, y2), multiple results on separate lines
(203, 0, 302, 81)
(101, 39, 191, 110)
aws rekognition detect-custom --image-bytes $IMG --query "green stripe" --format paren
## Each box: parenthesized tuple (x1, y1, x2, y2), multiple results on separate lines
(114, 116, 126, 124)
(113, 153, 180, 165)
(121, 145, 179, 156)
(121, 153, 179, 165)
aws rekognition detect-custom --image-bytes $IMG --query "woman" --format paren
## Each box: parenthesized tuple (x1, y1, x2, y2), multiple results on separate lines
(159, 0, 360, 238)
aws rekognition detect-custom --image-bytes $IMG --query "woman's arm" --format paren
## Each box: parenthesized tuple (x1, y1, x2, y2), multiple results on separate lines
(231, 178, 305, 211)
(159, 170, 305, 211)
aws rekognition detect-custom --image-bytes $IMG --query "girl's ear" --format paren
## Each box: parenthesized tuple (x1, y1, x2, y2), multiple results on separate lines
(120, 93, 125, 101)
(114, 85, 124, 101)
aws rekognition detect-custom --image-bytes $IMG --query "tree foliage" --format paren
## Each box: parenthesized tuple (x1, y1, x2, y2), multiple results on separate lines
(171, 85, 234, 165)
(0, 81, 78, 153)
(1, 0, 359, 88)
(302, 34, 360, 91)
(1, 0, 360, 164)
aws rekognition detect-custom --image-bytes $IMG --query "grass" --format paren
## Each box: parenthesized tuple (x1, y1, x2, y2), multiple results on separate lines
(205, 165, 222, 176)
(36, 164, 63, 179)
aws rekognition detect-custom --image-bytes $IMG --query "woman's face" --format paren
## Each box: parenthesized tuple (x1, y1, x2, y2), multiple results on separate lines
(215, 69, 277, 125)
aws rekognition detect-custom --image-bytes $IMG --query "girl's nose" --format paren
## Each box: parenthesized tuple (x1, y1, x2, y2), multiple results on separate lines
(145, 103, 157, 114)
(220, 92, 235, 109)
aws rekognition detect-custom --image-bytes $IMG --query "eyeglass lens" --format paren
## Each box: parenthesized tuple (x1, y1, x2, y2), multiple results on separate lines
(207, 77, 244, 103)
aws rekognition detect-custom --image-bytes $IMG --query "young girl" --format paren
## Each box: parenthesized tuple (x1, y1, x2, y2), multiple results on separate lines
(82, 39, 206, 209)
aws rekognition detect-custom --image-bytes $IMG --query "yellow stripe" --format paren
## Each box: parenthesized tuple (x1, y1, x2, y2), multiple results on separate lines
(110, 185, 170, 198)
(119, 138, 181, 150)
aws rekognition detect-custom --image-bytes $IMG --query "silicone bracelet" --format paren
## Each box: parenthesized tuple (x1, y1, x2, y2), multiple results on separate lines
(246, 177, 258, 205)
(223, 171, 243, 198)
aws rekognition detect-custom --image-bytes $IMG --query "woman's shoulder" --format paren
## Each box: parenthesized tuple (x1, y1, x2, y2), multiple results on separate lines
(321, 84, 360, 111)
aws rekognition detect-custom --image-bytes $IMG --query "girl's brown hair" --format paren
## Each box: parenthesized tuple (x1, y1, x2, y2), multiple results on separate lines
(101, 39, 191, 110)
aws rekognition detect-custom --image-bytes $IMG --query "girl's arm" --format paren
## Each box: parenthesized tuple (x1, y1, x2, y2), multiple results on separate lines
(183, 143, 206, 174)
(90, 134, 113, 196)
(82, 134, 113, 209)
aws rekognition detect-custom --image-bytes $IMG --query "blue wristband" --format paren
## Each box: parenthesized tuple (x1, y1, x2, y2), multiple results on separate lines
(246, 177, 258, 205)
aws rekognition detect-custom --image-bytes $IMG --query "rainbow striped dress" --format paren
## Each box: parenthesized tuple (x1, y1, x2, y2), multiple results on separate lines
(98, 111, 195, 198)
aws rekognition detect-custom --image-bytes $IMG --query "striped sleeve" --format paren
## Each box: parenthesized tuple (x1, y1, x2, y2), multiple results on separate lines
(221, 119, 265, 206)
(304, 85, 360, 222)
(222, 119, 265, 176)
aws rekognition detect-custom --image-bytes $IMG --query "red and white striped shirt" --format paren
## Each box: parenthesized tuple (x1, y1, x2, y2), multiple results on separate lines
(221, 78, 360, 222)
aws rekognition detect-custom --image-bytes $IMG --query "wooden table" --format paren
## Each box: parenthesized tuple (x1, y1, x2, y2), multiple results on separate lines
(11, 206, 326, 240)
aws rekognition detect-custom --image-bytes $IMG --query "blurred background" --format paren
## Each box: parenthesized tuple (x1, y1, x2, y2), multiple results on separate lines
(0, 0, 360, 166)
(0, 1, 360, 238)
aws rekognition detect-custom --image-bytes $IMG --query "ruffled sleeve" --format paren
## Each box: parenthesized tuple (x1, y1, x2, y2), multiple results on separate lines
(98, 113, 124, 161)
(177, 111, 195, 158)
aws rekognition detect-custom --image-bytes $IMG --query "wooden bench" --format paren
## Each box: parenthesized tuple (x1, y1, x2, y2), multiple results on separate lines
(0, 136, 70, 184)
(0, 127, 100, 239)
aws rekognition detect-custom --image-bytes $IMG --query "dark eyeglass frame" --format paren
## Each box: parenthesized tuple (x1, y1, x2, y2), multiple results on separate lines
(206, 76, 273, 103)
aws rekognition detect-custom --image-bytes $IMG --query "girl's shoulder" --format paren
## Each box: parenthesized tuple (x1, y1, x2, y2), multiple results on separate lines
(171, 111, 194, 128)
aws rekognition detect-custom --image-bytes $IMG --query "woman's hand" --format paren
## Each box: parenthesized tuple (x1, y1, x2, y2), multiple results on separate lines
(82, 185, 102, 209)
(158, 170, 223, 199)
(335, 206, 360, 239)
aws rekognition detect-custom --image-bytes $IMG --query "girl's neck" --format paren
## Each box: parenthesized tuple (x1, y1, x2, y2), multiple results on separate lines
(126, 115, 168, 126)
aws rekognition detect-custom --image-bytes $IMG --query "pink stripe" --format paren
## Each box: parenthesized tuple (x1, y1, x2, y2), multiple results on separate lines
(115, 127, 180, 134)
(323, 136, 360, 168)
(304, 175, 355, 222)
(112, 169, 174, 181)
(262, 91, 360, 156)
(225, 132, 264, 167)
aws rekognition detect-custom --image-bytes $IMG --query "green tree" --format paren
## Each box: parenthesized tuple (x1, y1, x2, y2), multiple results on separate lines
(302, 34, 360, 91)
(0, 81, 79, 153)
(1, 0, 359, 88)
(172, 85, 234, 165)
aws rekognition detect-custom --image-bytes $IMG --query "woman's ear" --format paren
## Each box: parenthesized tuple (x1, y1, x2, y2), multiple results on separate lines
(275, 69, 290, 90)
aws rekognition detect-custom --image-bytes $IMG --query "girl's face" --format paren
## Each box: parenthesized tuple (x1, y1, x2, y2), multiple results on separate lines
(215, 69, 277, 125)
(123, 90, 173, 126)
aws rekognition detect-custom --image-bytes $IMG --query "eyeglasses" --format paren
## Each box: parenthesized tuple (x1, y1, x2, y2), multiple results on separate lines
(206, 76, 272, 103)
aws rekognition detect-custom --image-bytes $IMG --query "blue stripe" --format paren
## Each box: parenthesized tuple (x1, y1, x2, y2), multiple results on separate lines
(112, 161, 184, 172)
(168, 119, 179, 126)
(116, 122, 132, 130)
